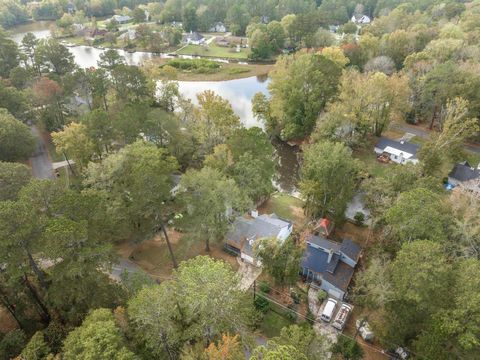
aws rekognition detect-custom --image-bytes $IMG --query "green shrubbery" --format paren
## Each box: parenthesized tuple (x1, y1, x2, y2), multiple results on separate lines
(165, 59, 221, 73)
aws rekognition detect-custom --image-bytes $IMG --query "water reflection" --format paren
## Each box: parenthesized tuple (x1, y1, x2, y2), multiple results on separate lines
(177, 76, 269, 128)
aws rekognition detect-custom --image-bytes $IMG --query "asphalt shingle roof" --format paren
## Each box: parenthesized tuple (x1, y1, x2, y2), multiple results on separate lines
(448, 161, 480, 182)
(340, 239, 361, 262)
(226, 214, 291, 256)
(375, 137, 420, 158)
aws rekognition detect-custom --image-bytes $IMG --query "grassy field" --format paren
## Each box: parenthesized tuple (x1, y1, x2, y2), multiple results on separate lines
(115, 229, 239, 279)
(258, 193, 305, 226)
(176, 42, 250, 59)
(260, 310, 294, 338)
(148, 58, 272, 81)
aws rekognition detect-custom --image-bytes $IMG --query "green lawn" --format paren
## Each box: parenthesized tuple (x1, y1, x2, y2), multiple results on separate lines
(259, 193, 305, 226)
(260, 310, 293, 338)
(176, 42, 250, 59)
(355, 149, 392, 178)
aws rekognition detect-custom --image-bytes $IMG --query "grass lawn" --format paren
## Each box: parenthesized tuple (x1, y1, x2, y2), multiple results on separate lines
(354, 148, 392, 178)
(176, 42, 250, 59)
(151, 58, 272, 81)
(258, 193, 305, 226)
(260, 310, 294, 338)
(115, 230, 239, 280)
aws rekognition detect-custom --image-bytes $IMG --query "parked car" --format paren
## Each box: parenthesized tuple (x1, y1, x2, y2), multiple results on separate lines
(320, 298, 337, 322)
(356, 319, 374, 341)
(332, 303, 352, 330)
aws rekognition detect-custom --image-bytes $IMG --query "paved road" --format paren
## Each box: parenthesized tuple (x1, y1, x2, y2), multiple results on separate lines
(391, 123, 480, 154)
(30, 125, 54, 179)
(111, 258, 143, 282)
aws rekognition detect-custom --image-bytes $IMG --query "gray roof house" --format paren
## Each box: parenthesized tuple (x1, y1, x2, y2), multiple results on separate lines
(183, 31, 205, 45)
(301, 235, 361, 300)
(448, 161, 480, 196)
(374, 137, 420, 165)
(226, 213, 293, 267)
(112, 15, 132, 24)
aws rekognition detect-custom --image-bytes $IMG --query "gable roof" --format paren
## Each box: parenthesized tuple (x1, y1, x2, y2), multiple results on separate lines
(340, 239, 361, 262)
(185, 31, 204, 41)
(301, 247, 354, 291)
(306, 235, 341, 252)
(113, 15, 132, 22)
(375, 137, 420, 158)
(226, 214, 291, 256)
(448, 161, 480, 182)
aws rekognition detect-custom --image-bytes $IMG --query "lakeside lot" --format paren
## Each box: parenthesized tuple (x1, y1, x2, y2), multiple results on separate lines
(176, 41, 250, 60)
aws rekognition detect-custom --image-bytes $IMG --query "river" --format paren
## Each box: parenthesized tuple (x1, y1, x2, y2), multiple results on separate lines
(9, 21, 300, 193)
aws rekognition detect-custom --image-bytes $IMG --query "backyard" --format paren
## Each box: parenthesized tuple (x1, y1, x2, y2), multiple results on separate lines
(176, 41, 250, 59)
(258, 193, 306, 226)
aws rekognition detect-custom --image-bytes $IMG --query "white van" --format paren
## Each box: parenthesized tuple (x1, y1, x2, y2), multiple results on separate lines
(320, 298, 338, 322)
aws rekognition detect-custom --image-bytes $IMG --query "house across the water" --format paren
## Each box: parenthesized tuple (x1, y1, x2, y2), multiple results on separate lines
(374, 137, 420, 165)
(184, 31, 206, 45)
(301, 235, 361, 300)
(225, 213, 292, 267)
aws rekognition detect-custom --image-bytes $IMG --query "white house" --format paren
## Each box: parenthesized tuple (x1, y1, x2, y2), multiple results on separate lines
(112, 15, 132, 24)
(183, 31, 205, 45)
(209, 22, 227, 33)
(374, 137, 420, 165)
(225, 213, 293, 267)
(351, 14, 371, 24)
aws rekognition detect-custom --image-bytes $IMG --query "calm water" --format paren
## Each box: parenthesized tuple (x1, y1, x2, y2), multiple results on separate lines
(9, 22, 299, 192)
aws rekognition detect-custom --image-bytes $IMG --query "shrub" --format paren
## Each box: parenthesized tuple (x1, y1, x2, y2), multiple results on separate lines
(0, 329, 27, 360)
(254, 295, 270, 313)
(259, 281, 270, 294)
(227, 67, 250, 75)
(165, 58, 220, 71)
(354, 211, 365, 226)
(285, 309, 297, 322)
(317, 290, 327, 302)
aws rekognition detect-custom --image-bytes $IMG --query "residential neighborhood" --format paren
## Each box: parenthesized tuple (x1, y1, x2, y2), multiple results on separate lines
(0, 0, 480, 359)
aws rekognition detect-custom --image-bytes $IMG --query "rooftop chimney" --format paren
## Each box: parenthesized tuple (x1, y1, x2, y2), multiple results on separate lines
(327, 248, 334, 263)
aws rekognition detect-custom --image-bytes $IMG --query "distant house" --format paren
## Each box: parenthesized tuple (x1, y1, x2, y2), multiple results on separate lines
(301, 235, 361, 300)
(448, 161, 480, 195)
(448, 161, 480, 186)
(183, 31, 205, 45)
(85, 28, 107, 42)
(226, 213, 293, 267)
(374, 137, 420, 165)
(351, 14, 371, 24)
(66, 2, 76, 14)
(112, 15, 132, 24)
(209, 22, 227, 33)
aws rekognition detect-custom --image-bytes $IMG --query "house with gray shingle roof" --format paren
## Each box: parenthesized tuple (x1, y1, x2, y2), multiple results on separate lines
(301, 235, 361, 300)
(374, 137, 420, 165)
(225, 213, 292, 266)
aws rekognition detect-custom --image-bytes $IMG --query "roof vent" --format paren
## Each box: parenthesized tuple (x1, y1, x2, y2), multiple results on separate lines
(400, 140, 405, 144)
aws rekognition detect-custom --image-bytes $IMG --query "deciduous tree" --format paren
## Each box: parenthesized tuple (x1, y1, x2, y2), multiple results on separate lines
(300, 141, 359, 222)
(0, 109, 35, 162)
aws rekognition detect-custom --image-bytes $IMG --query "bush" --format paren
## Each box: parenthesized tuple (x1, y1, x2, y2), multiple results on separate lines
(254, 295, 270, 313)
(285, 309, 297, 322)
(331, 336, 364, 360)
(0, 329, 27, 360)
(227, 67, 250, 75)
(354, 212, 365, 226)
(165, 58, 220, 72)
(259, 281, 270, 294)
(317, 290, 327, 302)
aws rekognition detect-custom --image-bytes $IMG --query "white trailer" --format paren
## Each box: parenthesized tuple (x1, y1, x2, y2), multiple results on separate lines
(332, 303, 352, 330)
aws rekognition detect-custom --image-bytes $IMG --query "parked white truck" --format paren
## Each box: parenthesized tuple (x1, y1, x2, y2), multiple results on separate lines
(332, 303, 352, 330)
